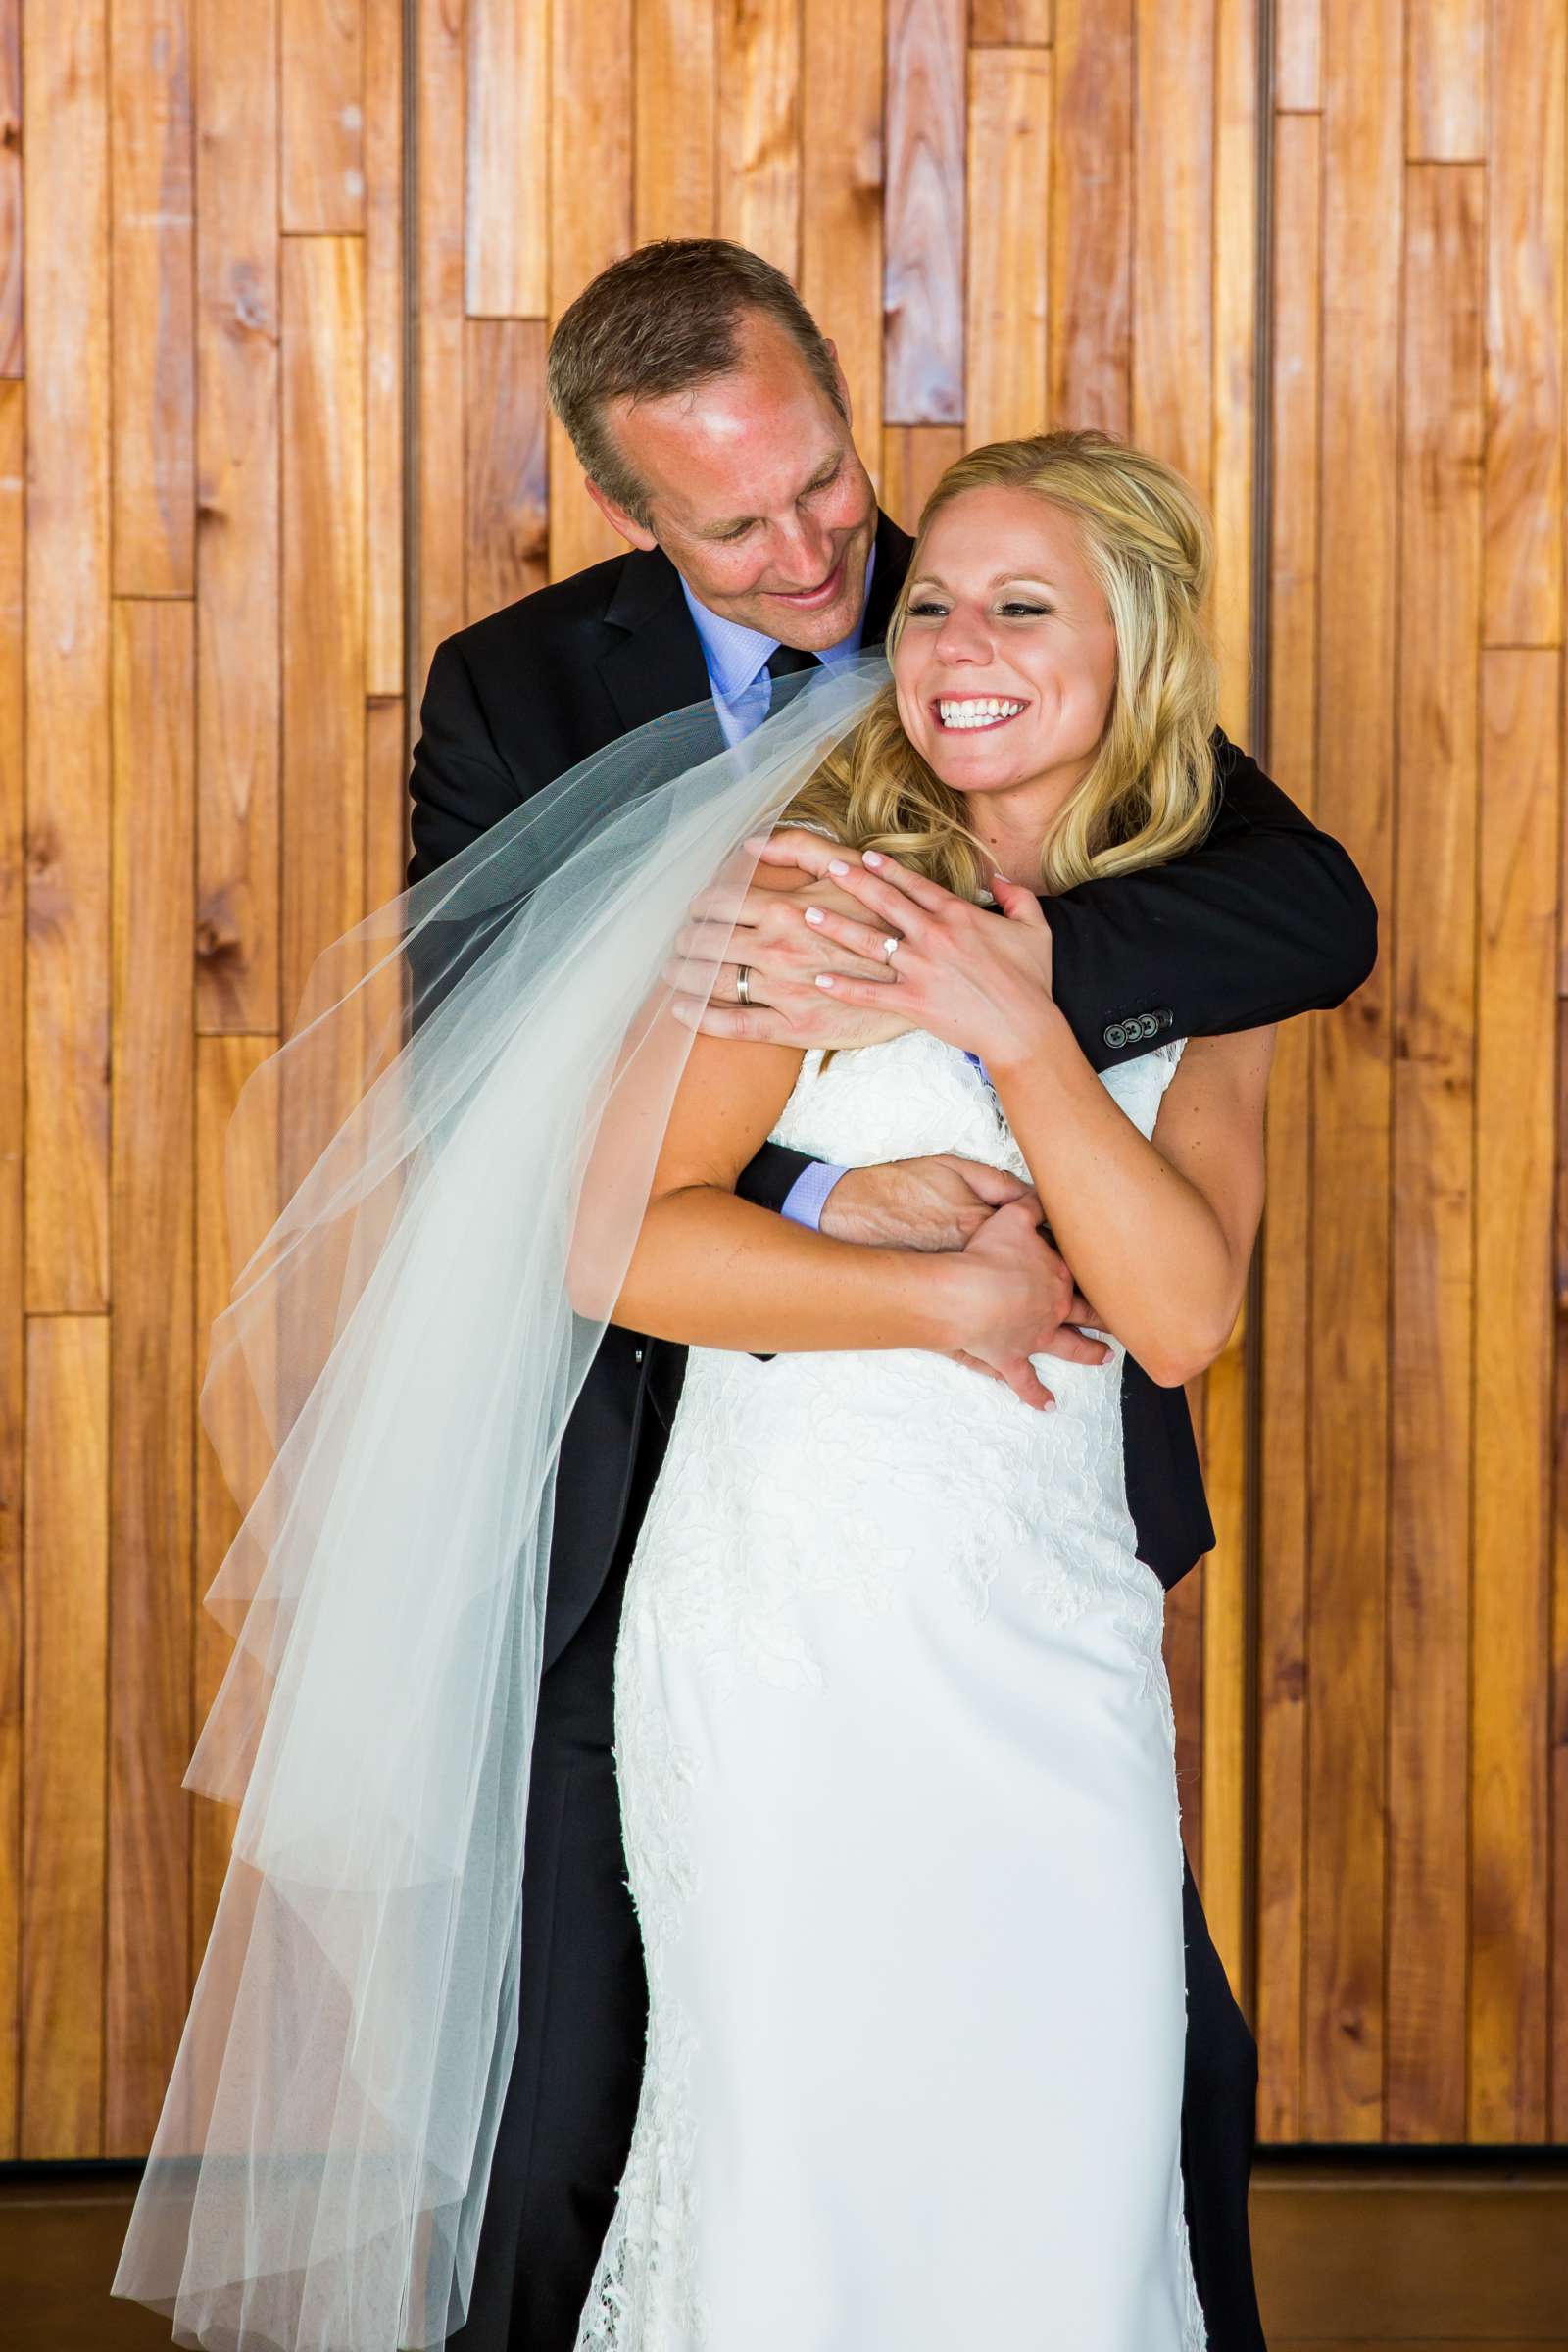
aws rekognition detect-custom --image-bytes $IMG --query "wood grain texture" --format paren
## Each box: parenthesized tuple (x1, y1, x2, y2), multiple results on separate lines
(1256, 109, 1320, 2142)
(636, 0, 718, 241)
(1275, 0, 1322, 109)
(110, 0, 194, 596)
(194, 0, 280, 1037)
(1468, 648, 1555, 2140)
(465, 318, 550, 626)
(415, 0, 467, 688)
(883, 0, 965, 423)
(0, 0, 19, 377)
(879, 422, 962, 532)
(1406, 0, 1487, 158)
(1483, 0, 1564, 648)
(547, 0, 632, 577)
(190, 1036, 271, 1974)
(1132, 0, 1213, 499)
(466, 0, 549, 317)
(970, 0, 1052, 36)
(1301, 0, 1402, 2141)
(1210, 0, 1258, 737)
(106, 602, 195, 2153)
(0, 379, 22, 2156)
(24, 0, 112, 1313)
(800, 0, 884, 476)
(280, 238, 366, 1081)
(1050, 0, 1133, 431)
(718, 0, 803, 278)
(964, 46, 1051, 449)
(21, 1318, 109, 2158)
(1386, 160, 1483, 2144)
(365, 0, 405, 700)
(280, 0, 365, 233)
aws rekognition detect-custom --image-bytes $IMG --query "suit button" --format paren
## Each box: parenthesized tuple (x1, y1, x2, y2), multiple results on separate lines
(1103, 1022, 1127, 1049)
(1138, 1013, 1159, 1040)
(633, 1346, 645, 1364)
(1155, 1006, 1174, 1029)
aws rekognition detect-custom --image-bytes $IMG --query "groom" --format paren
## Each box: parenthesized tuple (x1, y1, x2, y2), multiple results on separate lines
(409, 240, 1376, 2351)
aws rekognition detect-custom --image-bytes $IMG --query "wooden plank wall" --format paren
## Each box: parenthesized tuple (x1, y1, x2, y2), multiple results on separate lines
(0, 0, 1559, 2159)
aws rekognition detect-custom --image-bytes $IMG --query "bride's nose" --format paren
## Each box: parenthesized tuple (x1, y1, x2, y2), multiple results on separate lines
(933, 601, 994, 665)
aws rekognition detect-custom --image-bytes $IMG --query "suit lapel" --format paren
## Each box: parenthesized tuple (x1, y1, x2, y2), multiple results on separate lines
(597, 547, 716, 739)
(863, 511, 914, 649)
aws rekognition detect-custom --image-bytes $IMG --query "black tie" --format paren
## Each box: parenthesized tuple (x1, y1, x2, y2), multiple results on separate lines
(764, 643, 821, 682)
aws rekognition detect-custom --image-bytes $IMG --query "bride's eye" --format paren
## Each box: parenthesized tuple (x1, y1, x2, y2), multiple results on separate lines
(906, 600, 948, 617)
(999, 601, 1051, 617)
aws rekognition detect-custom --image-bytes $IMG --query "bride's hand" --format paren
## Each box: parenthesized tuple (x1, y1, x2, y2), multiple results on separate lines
(800, 850, 1062, 1077)
(666, 846, 915, 1049)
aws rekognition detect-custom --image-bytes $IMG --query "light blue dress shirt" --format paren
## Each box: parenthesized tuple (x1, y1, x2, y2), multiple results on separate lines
(681, 551, 878, 1228)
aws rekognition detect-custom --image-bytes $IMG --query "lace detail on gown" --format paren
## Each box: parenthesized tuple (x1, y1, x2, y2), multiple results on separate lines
(575, 1031, 1205, 2351)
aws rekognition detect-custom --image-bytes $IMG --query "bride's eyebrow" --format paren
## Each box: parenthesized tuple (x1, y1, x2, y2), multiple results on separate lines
(907, 572, 1058, 594)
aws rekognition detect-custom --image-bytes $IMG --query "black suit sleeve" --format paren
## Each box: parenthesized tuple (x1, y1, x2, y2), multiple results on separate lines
(407, 634, 524, 890)
(1044, 731, 1377, 1072)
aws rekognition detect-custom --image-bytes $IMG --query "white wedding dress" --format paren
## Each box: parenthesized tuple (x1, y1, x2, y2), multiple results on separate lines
(574, 1028, 1207, 2351)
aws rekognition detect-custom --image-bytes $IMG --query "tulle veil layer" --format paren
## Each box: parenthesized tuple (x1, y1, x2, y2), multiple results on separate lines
(112, 654, 892, 2351)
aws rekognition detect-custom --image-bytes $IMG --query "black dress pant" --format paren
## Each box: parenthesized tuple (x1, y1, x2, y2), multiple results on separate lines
(458, 1414, 1267, 2351)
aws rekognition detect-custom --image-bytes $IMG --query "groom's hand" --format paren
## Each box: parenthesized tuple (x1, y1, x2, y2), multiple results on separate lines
(668, 841, 913, 1049)
(821, 1159, 1110, 1371)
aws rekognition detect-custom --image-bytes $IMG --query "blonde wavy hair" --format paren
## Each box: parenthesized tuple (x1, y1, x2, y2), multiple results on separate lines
(781, 429, 1221, 899)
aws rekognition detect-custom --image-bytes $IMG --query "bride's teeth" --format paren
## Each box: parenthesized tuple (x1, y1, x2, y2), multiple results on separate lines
(938, 696, 1023, 728)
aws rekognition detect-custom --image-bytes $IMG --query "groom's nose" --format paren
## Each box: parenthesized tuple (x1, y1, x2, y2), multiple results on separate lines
(764, 509, 835, 588)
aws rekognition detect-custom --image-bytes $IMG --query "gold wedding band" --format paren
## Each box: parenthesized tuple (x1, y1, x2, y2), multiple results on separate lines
(735, 963, 753, 1005)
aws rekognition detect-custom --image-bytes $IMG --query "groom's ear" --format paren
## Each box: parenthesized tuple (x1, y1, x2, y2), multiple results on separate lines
(584, 477, 660, 555)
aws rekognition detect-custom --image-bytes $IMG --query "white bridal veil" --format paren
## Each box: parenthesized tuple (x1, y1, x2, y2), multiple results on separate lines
(112, 654, 892, 2352)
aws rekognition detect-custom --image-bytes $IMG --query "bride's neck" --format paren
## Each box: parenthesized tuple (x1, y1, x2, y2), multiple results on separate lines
(960, 762, 1087, 884)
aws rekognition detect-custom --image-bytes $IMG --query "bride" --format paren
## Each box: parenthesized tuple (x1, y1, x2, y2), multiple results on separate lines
(114, 431, 1270, 2352)
(572, 434, 1271, 2348)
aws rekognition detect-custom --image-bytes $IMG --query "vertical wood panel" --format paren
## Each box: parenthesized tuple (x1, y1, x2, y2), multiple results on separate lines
(884, 0, 965, 424)
(1469, 647, 1556, 2140)
(1049, 0, 1133, 431)
(1255, 108, 1320, 2143)
(466, 0, 549, 318)
(190, 1036, 271, 1972)
(21, 1318, 109, 2158)
(106, 600, 196, 2152)
(415, 0, 467, 687)
(800, 0, 883, 475)
(971, 0, 1052, 36)
(280, 0, 365, 234)
(0, 0, 20, 377)
(1406, 0, 1488, 159)
(1275, 0, 1321, 109)
(1301, 0, 1402, 2141)
(110, 0, 195, 596)
(281, 238, 366, 1037)
(718, 0, 803, 278)
(24, 2, 112, 1313)
(1483, 0, 1564, 648)
(1386, 160, 1483, 2143)
(964, 46, 1051, 449)
(194, 0, 280, 1036)
(547, 0, 632, 578)
(465, 318, 550, 626)
(1132, 0, 1213, 499)
(636, 0, 718, 242)
(365, 0, 406, 700)
(0, 378, 22, 2156)
(879, 422, 962, 533)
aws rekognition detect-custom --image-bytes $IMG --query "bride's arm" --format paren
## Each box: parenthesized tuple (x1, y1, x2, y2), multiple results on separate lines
(600, 1029, 1055, 1392)
(989, 1021, 1276, 1389)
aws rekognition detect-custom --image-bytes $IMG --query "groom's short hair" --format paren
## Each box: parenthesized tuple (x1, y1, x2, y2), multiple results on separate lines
(548, 239, 848, 528)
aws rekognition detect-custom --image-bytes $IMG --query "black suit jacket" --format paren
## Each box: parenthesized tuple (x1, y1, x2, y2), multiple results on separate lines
(409, 510, 1377, 1666)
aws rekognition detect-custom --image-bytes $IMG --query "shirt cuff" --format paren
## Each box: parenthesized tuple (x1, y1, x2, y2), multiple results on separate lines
(780, 1159, 850, 1232)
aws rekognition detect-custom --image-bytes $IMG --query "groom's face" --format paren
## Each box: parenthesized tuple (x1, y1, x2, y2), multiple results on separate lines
(589, 312, 878, 651)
